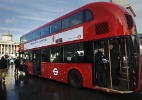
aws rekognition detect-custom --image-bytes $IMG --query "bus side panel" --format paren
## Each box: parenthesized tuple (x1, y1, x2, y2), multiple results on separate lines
(25, 62, 33, 75)
(40, 62, 48, 78)
(40, 63, 93, 88)
(46, 63, 69, 82)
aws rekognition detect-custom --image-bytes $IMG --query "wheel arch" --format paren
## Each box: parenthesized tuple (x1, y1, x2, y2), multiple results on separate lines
(67, 68, 83, 88)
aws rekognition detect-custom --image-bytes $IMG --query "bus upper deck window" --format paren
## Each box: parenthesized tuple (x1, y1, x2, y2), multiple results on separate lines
(85, 10, 94, 22)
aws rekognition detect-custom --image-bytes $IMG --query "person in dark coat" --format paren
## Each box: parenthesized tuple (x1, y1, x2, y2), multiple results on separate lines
(14, 57, 20, 74)
(0, 56, 7, 69)
(0, 56, 7, 82)
(95, 46, 109, 87)
(109, 44, 119, 85)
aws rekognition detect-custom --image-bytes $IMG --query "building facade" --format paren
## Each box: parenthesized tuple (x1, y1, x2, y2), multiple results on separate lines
(110, 0, 136, 17)
(0, 31, 19, 58)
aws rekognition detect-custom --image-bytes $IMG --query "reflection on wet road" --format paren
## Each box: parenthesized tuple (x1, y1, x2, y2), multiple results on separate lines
(0, 66, 142, 100)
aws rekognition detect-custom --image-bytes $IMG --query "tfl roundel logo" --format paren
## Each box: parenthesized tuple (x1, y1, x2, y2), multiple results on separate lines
(77, 34, 82, 39)
(53, 68, 58, 76)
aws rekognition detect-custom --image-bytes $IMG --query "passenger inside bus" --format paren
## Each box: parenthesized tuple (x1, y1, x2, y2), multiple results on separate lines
(109, 44, 119, 86)
(54, 53, 62, 62)
(71, 52, 79, 62)
(95, 45, 109, 87)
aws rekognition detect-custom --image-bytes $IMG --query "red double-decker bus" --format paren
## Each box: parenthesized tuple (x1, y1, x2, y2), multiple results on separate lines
(19, 2, 142, 93)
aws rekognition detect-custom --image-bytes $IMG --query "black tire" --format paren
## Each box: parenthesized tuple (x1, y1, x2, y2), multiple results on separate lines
(68, 70, 83, 88)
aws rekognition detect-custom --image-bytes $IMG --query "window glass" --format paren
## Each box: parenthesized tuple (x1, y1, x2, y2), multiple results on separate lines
(33, 30, 41, 39)
(41, 48, 50, 62)
(64, 43, 84, 63)
(27, 33, 33, 41)
(62, 18, 70, 29)
(50, 21, 61, 33)
(29, 51, 32, 61)
(41, 26, 50, 36)
(24, 51, 32, 62)
(50, 46, 62, 62)
(23, 36, 27, 42)
(20, 37, 23, 44)
(85, 10, 94, 22)
(70, 12, 83, 26)
(62, 12, 83, 29)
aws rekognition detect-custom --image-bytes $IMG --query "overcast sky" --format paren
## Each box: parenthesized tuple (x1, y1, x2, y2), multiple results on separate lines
(0, 0, 141, 42)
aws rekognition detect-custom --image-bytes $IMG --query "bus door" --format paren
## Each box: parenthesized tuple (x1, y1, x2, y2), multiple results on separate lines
(93, 37, 132, 91)
(106, 37, 139, 91)
(106, 38, 129, 89)
(33, 50, 41, 76)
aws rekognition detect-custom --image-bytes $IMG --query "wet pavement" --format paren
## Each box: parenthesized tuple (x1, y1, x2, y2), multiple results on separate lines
(0, 66, 142, 100)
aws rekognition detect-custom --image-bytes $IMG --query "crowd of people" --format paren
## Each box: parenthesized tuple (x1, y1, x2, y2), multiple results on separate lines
(0, 55, 20, 83)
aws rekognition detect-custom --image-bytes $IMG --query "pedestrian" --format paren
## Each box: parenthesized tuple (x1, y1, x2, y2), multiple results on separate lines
(10, 58, 14, 68)
(95, 46, 109, 87)
(109, 44, 119, 85)
(14, 57, 20, 74)
(4, 54, 9, 70)
(0, 56, 8, 82)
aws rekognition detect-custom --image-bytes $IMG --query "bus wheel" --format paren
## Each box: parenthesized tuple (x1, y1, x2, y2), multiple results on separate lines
(68, 70, 83, 88)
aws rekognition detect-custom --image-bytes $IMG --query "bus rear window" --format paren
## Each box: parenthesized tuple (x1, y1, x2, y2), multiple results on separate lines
(85, 9, 94, 22)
